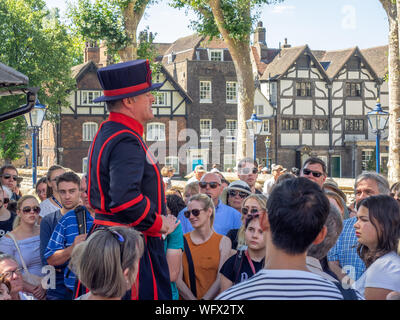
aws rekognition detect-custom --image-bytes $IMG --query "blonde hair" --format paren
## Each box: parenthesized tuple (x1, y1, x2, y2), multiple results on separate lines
(13, 195, 39, 229)
(184, 181, 199, 195)
(70, 226, 144, 298)
(237, 194, 267, 250)
(188, 193, 215, 227)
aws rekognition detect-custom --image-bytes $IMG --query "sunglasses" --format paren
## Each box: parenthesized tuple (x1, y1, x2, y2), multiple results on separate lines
(184, 208, 204, 218)
(239, 167, 258, 175)
(199, 182, 220, 189)
(1, 174, 18, 181)
(1, 198, 10, 204)
(228, 190, 249, 198)
(22, 206, 41, 214)
(241, 207, 260, 216)
(302, 168, 323, 178)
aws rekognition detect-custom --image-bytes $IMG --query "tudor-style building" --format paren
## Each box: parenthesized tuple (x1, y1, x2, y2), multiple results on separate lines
(58, 41, 191, 174)
(251, 22, 388, 178)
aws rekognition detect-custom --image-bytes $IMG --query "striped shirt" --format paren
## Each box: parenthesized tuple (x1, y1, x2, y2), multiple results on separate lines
(45, 208, 93, 291)
(216, 269, 363, 300)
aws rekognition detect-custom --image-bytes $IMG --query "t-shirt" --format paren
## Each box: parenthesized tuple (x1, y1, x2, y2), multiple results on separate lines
(39, 198, 61, 218)
(0, 211, 16, 238)
(354, 251, 400, 298)
(220, 251, 264, 285)
(216, 269, 350, 300)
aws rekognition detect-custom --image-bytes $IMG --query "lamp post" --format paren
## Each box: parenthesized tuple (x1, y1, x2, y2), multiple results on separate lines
(23, 143, 30, 168)
(367, 99, 389, 173)
(264, 136, 271, 171)
(246, 111, 263, 162)
(24, 99, 47, 188)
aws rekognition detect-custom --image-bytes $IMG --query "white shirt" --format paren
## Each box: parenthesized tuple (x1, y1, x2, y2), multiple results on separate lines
(262, 177, 275, 196)
(354, 251, 400, 297)
(39, 198, 60, 218)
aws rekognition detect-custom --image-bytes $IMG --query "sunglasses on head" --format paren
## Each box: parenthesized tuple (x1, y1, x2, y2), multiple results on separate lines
(98, 227, 125, 264)
(228, 190, 248, 198)
(199, 181, 220, 189)
(302, 168, 323, 178)
(184, 208, 204, 218)
(239, 167, 258, 175)
(241, 207, 260, 216)
(2, 174, 18, 181)
(22, 206, 41, 214)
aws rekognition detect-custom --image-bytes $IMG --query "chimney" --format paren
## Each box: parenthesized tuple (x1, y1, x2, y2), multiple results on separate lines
(253, 21, 266, 45)
(282, 38, 291, 48)
(84, 40, 100, 64)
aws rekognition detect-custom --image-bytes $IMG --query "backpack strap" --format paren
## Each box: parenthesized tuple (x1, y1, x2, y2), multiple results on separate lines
(233, 250, 245, 284)
(183, 236, 197, 297)
(332, 281, 359, 300)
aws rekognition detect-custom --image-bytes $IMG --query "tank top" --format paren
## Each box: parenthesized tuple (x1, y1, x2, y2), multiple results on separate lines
(182, 231, 222, 299)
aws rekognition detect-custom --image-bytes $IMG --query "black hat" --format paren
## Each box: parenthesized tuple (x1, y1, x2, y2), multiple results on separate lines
(93, 59, 162, 103)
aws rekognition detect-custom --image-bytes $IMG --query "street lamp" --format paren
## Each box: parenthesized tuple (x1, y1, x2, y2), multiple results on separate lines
(264, 136, 271, 171)
(23, 143, 30, 168)
(367, 99, 389, 173)
(246, 111, 263, 162)
(24, 99, 47, 188)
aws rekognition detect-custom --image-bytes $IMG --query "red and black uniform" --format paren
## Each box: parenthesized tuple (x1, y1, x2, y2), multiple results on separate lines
(86, 111, 171, 300)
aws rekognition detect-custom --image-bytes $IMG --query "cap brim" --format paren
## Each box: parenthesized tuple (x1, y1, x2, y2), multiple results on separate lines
(93, 83, 163, 103)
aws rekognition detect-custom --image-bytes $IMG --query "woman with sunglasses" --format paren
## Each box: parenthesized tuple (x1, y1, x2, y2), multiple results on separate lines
(0, 185, 16, 240)
(176, 193, 231, 300)
(219, 213, 266, 293)
(70, 226, 144, 300)
(0, 195, 46, 300)
(353, 195, 400, 299)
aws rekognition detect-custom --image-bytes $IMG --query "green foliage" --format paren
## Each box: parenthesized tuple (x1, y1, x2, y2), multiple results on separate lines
(170, 0, 282, 41)
(0, 0, 79, 161)
(137, 26, 162, 74)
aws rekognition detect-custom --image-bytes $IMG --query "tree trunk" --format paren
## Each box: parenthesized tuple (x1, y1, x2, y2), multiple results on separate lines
(209, 0, 255, 160)
(380, 0, 400, 185)
(118, 1, 148, 62)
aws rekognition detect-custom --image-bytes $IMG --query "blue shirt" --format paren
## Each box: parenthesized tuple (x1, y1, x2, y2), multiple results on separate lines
(178, 200, 242, 235)
(327, 217, 366, 281)
(44, 208, 93, 291)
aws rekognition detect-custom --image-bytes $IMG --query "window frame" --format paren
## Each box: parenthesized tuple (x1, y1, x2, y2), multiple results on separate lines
(146, 122, 166, 141)
(296, 81, 312, 97)
(200, 119, 212, 142)
(165, 156, 179, 175)
(225, 120, 237, 141)
(199, 80, 212, 103)
(82, 122, 98, 142)
(208, 49, 224, 62)
(226, 81, 237, 104)
(80, 90, 103, 106)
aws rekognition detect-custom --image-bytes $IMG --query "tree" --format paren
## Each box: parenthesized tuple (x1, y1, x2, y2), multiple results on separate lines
(68, 0, 155, 62)
(379, 0, 400, 185)
(0, 0, 81, 162)
(170, 0, 282, 160)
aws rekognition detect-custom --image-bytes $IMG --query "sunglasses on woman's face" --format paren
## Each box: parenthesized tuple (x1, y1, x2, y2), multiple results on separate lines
(239, 167, 258, 175)
(241, 207, 260, 216)
(1, 174, 18, 181)
(22, 206, 41, 214)
(199, 182, 220, 189)
(184, 208, 204, 218)
(228, 190, 248, 198)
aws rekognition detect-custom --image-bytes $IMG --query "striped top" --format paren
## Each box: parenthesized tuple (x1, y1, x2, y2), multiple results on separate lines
(216, 269, 362, 300)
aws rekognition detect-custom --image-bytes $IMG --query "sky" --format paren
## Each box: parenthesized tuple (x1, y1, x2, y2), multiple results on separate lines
(45, 0, 389, 51)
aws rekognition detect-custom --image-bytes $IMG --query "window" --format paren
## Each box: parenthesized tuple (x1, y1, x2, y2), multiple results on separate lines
(200, 81, 212, 103)
(153, 92, 169, 106)
(345, 119, 365, 132)
(297, 55, 311, 69)
(303, 119, 312, 131)
(281, 119, 299, 131)
(226, 120, 237, 140)
(255, 105, 264, 116)
(224, 154, 236, 172)
(200, 119, 212, 142)
(361, 150, 374, 171)
(165, 156, 179, 175)
(296, 82, 312, 97)
(315, 119, 328, 131)
(80, 90, 102, 105)
(146, 123, 165, 141)
(82, 157, 88, 174)
(226, 81, 237, 103)
(260, 120, 270, 135)
(345, 83, 362, 97)
(82, 122, 98, 141)
(209, 49, 223, 61)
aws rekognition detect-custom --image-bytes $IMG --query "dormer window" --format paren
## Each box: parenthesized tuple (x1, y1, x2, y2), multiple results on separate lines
(208, 49, 223, 61)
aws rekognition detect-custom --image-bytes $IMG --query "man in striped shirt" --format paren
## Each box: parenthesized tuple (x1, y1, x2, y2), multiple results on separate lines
(217, 177, 363, 300)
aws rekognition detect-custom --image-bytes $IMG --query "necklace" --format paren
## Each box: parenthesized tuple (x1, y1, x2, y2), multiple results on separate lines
(51, 196, 62, 208)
